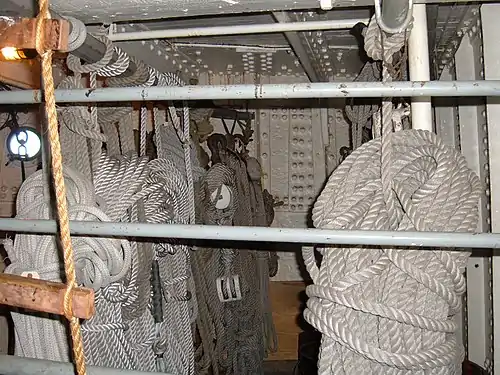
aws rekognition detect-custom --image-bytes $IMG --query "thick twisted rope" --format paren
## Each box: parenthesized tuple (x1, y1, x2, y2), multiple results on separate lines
(35, 1, 87, 374)
(305, 130, 480, 374)
(304, 14, 481, 375)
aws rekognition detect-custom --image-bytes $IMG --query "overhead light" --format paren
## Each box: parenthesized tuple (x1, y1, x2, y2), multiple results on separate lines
(0, 47, 37, 61)
(6, 127, 41, 162)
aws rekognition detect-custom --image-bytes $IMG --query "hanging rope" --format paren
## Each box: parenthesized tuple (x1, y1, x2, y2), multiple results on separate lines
(35, 1, 87, 375)
(303, 15, 481, 375)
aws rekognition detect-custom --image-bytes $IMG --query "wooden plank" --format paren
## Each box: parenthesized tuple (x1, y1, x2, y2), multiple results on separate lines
(266, 281, 306, 361)
(0, 18, 69, 51)
(0, 60, 41, 89)
(0, 273, 95, 320)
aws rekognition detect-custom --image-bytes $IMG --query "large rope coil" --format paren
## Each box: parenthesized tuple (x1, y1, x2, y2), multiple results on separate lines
(304, 130, 480, 374)
(304, 14, 481, 375)
(3, 165, 132, 363)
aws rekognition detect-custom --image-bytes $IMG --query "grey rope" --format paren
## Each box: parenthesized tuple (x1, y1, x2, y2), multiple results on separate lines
(303, 15, 481, 375)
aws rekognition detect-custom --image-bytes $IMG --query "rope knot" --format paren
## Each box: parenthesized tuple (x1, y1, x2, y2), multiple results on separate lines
(63, 280, 76, 320)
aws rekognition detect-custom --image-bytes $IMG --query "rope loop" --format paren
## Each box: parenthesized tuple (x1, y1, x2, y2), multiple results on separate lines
(66, 36, 114, 74)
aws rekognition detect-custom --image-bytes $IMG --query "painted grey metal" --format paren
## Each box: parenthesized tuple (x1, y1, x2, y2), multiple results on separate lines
(0, 355, 173, 375)
(4, 81, 500, 104)
(380, 0, 412, 32)
(0, 218, 498, 249)
(272, 11, 322, 82)
(107, 18, 367, 41)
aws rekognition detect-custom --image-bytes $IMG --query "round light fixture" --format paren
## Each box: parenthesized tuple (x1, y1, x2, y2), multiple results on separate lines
(6, 127, 42, 162)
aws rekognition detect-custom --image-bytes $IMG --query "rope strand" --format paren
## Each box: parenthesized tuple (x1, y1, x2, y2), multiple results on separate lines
(35, 1, 87, 375)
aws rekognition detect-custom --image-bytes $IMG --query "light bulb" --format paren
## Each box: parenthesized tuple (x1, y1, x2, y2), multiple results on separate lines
(0, 47, 37, 61)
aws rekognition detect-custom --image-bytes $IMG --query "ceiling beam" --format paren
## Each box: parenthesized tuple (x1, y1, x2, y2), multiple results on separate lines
(5, 0, 497, 24)
(272, 12, 322, 83)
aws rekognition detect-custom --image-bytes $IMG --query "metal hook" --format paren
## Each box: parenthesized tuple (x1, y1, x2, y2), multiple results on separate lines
(374, 0, 414, 34)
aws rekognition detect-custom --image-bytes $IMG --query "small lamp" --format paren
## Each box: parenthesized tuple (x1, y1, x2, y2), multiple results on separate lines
(6, 127, 41, 161)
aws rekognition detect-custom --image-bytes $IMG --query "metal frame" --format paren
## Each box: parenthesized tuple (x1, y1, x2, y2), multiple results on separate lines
(272, 11, 323, 82)
(482, 4, 500, 374)
(2, 81, 500, 104)
(455, 31, 493, 370)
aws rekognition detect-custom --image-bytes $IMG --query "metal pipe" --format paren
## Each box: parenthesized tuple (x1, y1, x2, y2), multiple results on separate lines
(0, 218, 498, 249)
(4, 81, 500, 104)
(381, 0, 413, 31)
(48, 12, 136, 77)
(108, 18, 370, 42)
(409, 4, 433, 131)
(0, 355, 173, 375)
(375, 0, 414, 34)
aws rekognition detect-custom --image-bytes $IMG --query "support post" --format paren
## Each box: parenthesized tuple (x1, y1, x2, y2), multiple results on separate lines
(482, 4, 500, 373)
(408, 4, 433, 131)
(455, 33, 492, 370)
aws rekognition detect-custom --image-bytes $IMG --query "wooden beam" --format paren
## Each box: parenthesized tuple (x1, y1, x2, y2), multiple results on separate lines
(0, 18, 69, 51)
(0, 60, 41, 89)
(0, 273, 95, 319)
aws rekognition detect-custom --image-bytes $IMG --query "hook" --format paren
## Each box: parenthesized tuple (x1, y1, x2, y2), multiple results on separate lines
(374, 0, 414, 34)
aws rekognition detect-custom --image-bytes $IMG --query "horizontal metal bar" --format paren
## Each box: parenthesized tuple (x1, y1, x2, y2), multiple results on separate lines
(0, 218, 498, 249)
(0, 355, 173, 375)
(4, 81, 500, 104)
(108, 18, 369, 42)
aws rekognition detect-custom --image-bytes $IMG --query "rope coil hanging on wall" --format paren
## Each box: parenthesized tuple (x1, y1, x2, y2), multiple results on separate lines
(4, 15, 199, 375)
(303, 15, 481, 375)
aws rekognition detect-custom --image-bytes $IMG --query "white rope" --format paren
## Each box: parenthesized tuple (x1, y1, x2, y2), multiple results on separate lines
(3, 166, 131, 363)
(6, 33, 198, 375)
(303, 15, 481, 375)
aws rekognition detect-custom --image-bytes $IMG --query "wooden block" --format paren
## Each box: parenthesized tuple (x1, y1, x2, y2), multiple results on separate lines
(0, 273, 95, 319)
(0, 18, 69, 51)
(266, 281, 306, 361)
(0, 60, 41, 89)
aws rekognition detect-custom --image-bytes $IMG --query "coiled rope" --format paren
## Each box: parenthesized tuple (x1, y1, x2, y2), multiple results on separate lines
(303, 15, 481, 375)
(6, 21, 198, 374)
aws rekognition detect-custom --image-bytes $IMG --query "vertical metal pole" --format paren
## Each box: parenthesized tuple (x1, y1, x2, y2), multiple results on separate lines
(434, 63, 465, 348)
(434, 66, 459, 148)
(408, 4, 433, 131)
(456, 32, 492, 369)
(481, 4, 499, 373)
